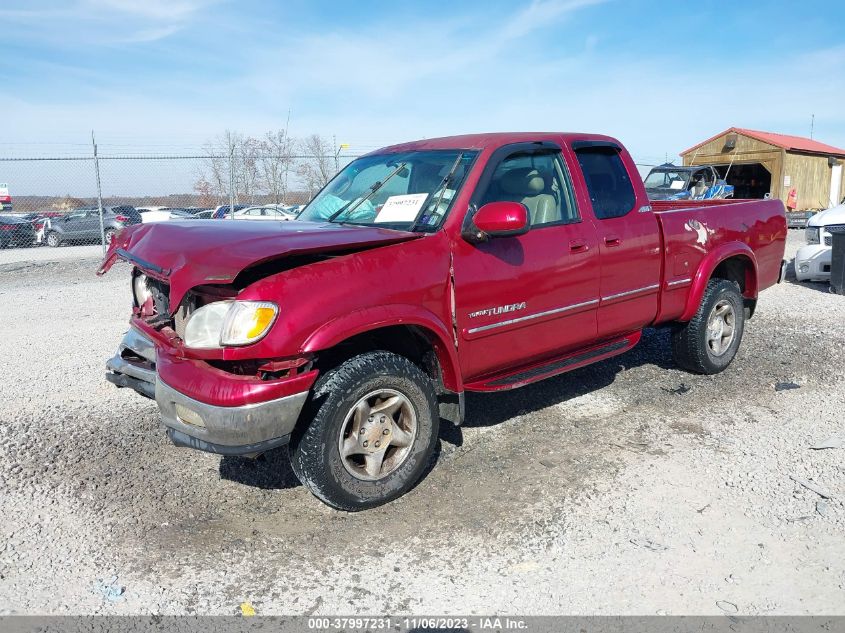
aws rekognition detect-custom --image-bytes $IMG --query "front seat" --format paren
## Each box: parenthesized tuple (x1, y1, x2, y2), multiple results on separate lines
(498, 168, 559, 225)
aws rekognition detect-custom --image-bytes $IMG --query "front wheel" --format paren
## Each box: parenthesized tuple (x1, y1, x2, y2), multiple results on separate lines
(672, 278, 745, 374)
(45, 232, 61, 247)
(289, 351, 439, 511)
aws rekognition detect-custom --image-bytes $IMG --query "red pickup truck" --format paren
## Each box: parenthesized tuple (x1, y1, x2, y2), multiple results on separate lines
(100, 132, 786, 510)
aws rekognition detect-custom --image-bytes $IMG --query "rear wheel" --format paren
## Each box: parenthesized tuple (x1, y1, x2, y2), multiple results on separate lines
(45, 231, 61, 247)
(672, 278, 745, 374)
(104, 228, 117, 245)
(289, 351, 439, 511)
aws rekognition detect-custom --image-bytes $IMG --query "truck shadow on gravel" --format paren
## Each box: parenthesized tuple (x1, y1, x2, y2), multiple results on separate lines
(443, 327, 673, 444)
(219, 328, 673, 490)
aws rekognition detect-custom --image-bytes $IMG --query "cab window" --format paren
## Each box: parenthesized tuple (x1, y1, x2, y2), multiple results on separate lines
(481, 152, 579, 227)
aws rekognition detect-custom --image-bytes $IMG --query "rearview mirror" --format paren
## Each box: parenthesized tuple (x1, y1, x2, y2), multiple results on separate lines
(469, 201, 529, 241)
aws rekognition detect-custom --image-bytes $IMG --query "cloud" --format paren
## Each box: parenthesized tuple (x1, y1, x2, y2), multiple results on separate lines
(501, 0, 605, 39)
(86, 0, 211, 22)
(0, 0, 216, 43)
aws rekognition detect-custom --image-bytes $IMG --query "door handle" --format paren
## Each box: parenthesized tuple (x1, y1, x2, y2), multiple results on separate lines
(569, 239, 589, 253)
(604, 236, 621, 247)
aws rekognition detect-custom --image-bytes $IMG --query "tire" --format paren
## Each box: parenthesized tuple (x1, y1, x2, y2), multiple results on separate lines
(45, 232, 61, 248)
(289, 351, 439, 511)
(104, 229, 117, 245)
(672, 278, 745, 374)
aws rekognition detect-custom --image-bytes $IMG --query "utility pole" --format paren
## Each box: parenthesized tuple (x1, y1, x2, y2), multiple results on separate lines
(334, 139, 350, 174)
(91, 130, 106, 255)
(810, 114, 815, 139)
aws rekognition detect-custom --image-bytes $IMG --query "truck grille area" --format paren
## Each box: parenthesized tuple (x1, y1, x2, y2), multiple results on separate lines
(147, 277, 171, 317)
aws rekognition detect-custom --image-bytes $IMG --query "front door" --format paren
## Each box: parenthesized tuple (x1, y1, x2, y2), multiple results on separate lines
(571, 142, 661, 339)
(452, 144, 600, 381)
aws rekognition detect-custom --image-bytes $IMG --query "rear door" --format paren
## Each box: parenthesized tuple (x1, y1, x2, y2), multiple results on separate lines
(571, 141, 661, 338)
(78, 210, 102, 239)
(452, 143, 600, 380)
(60, 210, 90, 238)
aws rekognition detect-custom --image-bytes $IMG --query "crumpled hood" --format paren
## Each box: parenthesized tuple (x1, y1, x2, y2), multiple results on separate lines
(808, 203, 845, 228)
(98, 219, 420, 310)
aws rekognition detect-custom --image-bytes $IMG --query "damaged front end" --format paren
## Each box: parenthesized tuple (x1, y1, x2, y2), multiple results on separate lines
(104, 267, 318, 456)
(99, 220, 420, 456)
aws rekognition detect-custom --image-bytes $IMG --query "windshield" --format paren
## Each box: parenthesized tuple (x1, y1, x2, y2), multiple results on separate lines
(644, 169, 691, 191)
(298, 150, 477, 231)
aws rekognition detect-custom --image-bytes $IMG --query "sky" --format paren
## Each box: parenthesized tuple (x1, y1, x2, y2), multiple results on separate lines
(1, 0, 845, 194)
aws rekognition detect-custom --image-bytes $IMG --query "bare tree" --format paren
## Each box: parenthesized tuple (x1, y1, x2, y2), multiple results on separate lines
(234, 135, 262, 204)
(297, 134, 335, 198)
(259, 129, 294, 204)
(200, 135, 230, 201)
(193, 176, 215, 207)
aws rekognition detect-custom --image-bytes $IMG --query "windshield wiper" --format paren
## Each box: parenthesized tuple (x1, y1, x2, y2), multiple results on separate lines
(327, 162, 408, 223)
(408, 153, 463, 233)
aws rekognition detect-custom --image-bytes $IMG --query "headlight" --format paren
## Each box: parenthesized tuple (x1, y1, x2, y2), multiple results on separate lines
(183, 301, 278, 349)
(805, 226, 820, 244)
(133, 273, 152, 306)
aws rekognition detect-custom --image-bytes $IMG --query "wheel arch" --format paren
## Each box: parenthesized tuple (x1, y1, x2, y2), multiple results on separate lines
(301, 305, 462, 393)
(680, 243, 758, 322)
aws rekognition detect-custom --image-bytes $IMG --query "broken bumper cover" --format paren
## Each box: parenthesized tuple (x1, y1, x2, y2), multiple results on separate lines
(106, 327, 315, 456)
(156, 379, 308, 455)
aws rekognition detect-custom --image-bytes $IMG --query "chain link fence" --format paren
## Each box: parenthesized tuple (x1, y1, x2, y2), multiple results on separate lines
(0, 140, 661, 257)
(0, 147, 359, 255)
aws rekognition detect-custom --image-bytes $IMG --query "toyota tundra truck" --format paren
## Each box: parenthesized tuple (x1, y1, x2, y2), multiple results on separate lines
(100, 132, 787, 511)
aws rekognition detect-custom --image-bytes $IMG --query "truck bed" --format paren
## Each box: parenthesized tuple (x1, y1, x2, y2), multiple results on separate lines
(652, 198, 787, 324)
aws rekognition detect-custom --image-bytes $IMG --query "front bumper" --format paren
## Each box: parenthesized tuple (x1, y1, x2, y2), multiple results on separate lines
(106, 327, 311, 456)
(794, 244, 831, 282)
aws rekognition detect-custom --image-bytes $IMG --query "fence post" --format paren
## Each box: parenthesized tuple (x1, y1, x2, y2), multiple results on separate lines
(227, 130, 236, 220)
(91, 131, 106, 255)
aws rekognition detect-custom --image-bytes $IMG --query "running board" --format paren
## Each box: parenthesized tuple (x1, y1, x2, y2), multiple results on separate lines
(464, 332, 641, 392)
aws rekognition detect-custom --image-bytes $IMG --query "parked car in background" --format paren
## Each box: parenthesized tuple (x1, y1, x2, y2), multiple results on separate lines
(644, 164, 734, 201)
(138, 207, 197, 223)
(193, 210, 215, 219)
(795, 202, 845, 281)
(43, 206, 142, 247)
(233, 205, 298, 221)
(0, 215, 36, 248)
(211, 204, 249, 219)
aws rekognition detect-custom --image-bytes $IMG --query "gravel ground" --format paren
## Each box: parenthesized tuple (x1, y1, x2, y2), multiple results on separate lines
(0, 244, 102, 265)
(0, 230, 843, 615)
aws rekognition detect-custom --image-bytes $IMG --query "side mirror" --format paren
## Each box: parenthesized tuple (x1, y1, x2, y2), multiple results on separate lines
(467, 201, 529, 242)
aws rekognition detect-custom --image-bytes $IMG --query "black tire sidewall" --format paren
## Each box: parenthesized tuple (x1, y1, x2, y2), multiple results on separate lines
(697, 281, 745, 372)
(291, 352, 439, 510)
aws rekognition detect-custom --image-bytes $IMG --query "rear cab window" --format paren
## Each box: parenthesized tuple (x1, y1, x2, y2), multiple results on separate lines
(573, 145, 636, 219)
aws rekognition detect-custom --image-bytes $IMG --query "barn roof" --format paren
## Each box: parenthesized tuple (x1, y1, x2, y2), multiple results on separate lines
(681, 127, 845, 158)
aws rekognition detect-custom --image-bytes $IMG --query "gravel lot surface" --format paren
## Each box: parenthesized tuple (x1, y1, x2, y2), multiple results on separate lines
(0, 244, 102, 265)
(1, 230, 843, 615)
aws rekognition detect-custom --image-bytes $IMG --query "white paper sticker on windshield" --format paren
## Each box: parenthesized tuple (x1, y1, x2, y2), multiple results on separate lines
(374, 193, 429, 223)
(669, 180, 685, 190)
